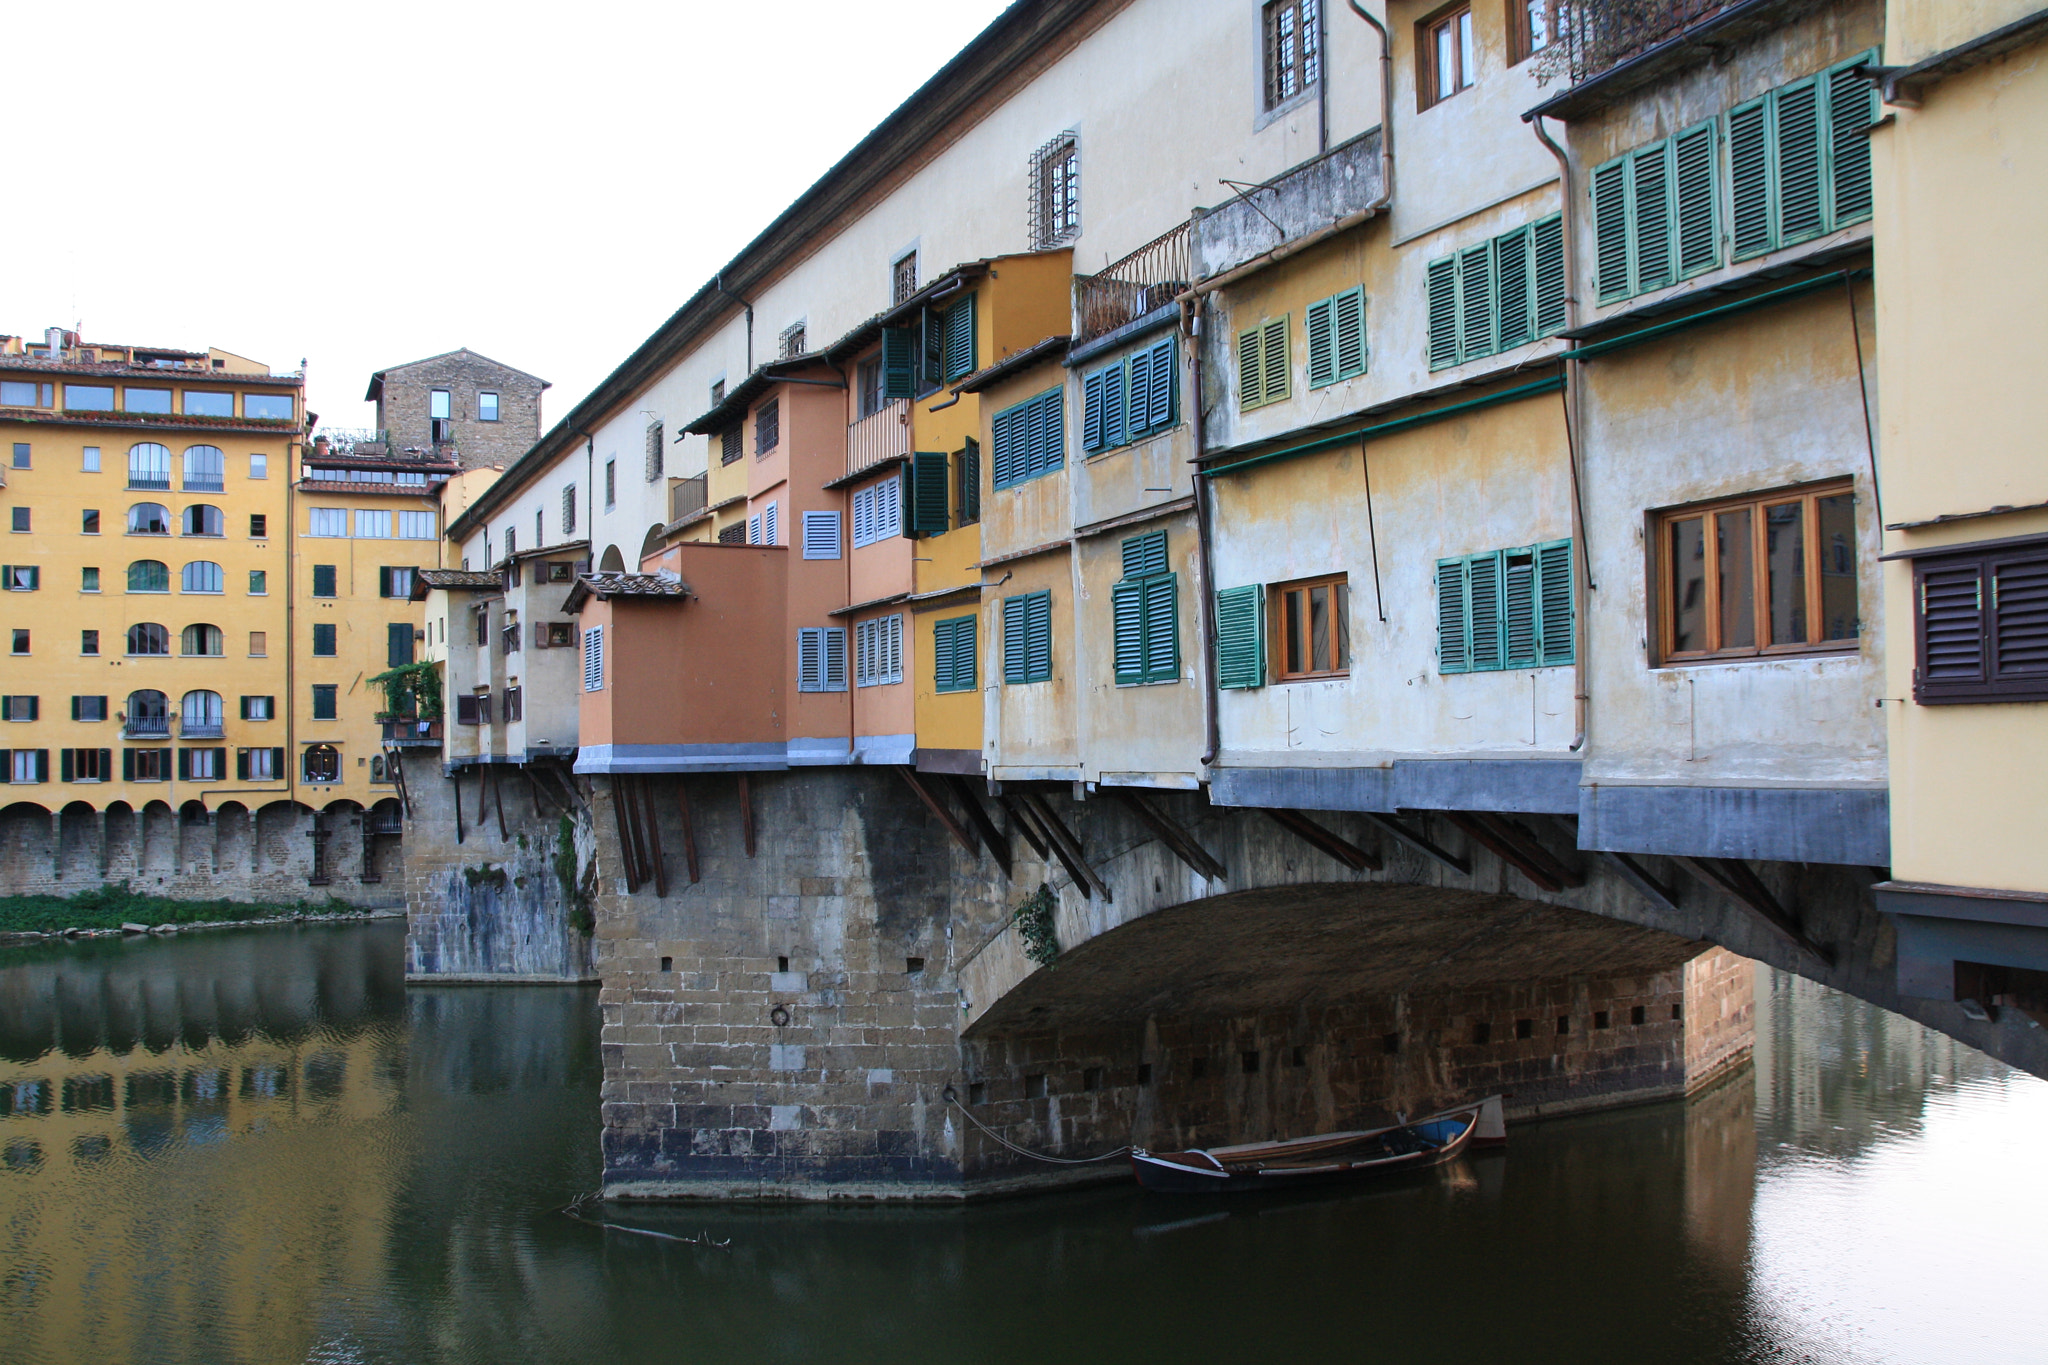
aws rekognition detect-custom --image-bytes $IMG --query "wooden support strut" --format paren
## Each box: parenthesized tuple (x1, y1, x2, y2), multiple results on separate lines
(1359, 811, 1469, 876)
(999, 794, 1052, 860)
(612, 776, 643, 895)
(638, 774, 668, 898)
(894, 766, 980, 859)
(737, 774, 755, 858)
(674, 780, 701, 884)
(1266, 808, 1381, 872)
(944, 775, 1011, 878)
(1597, 850, 1681, 914)
(452, 769, 466, 845)
(386, 747, 412, 821)
(1441, 812, 1565, 893)
(1020, 793, 1112, 902)
(1115, 791, 1228, 882)
(1682, 856, 1834, 966)
(493, 764, 509, 842)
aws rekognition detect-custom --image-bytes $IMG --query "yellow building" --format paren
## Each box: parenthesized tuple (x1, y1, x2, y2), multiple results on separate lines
(292, 437, 460, 804)
(1871, 1, 2048, 1015)
(0, 328, 296, 811)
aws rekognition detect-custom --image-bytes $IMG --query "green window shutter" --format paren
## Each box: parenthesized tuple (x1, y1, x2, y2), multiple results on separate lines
(1332, 288, 1367, 381)
(1631, 141, 1674, 294)
(122, 748, 134, 782)
(1100, 359, 1127, 448)
(35, 750, 47, 783)
(1033, 389, 1065, 478)
(991, 403, 1023, 487)
(211, 748, 225, 780)
(24, 696, 36, 721)
(177, 748, 191, 782)
(910, 451, 949, 534)
(1672, 121, 1720, 278)
(1437, 557, 1469, 673)
(1305, 295, 1336, 388)
(1728, 95, 1774, 259)
(1142, 336, 1177, 431)
(99, 749, 111, 780)
(934, 616, 976, 693)
(1260, 317, 1290, 405)
(1776, 77, 1824, 244)
(1111, 579, 1144, 684)
(1427, 256, 1460, 371)
(959, 439, 980, 524)
(1081, 369, 1106, 451)
(1237, 324, 1265, 405)
(238, 696, 250, 720)
(1026, 592, 1051, 682)
(1493, 227, 1532, 351)
(387, 622, 414, 667)
(1124, 351, 1152, 440)
(1141, 575, 1179, 682)
(312, 564, 336, 597)
(1002, 596, 1029, 685)
(1468, 550, 1504, 672)
(377, 565, 392, 597)
(934, 617, 957, 692)
(882, 327, 917, 398)
(1457, 244, 1493, 363)
(60, 748, 73, 782)
(0, 751, 11, 784)
(1825, 55, 1877, 226)
(1121, 530, 1168, 579)
(70, 696, 79, 721)
(1536, 538, 1575, 665)
(236, 748, 249, 781)
(1503, 550, 1538, 667)
(313, 623, 336, 656)
(943, 294, 977, 381)
(1531, 216, 1567, 337)
(270, 747, 285, 778)
(1215, 584, 1265, 689)
(1591, 157, 1632, 303)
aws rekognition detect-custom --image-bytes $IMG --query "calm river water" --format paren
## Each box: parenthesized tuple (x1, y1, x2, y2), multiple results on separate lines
(0, 920, 2042, 1364)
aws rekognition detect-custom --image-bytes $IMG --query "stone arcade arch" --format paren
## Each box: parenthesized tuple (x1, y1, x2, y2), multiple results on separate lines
(598, 545, 626, 573)
(639, 524, 665, 565)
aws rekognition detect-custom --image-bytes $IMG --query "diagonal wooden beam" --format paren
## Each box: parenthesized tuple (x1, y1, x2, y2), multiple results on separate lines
(1442, 812, 1564, 893)
(638, 774, 668, 898)
(1360, 811, 1470, 876)
(1480, 813, 1586, 888)
(895, 766, 980, 859)
(1115, 791, 1227, 882)
(674, 780, 701, 884)
(944, 775, 1012, 878)
(1682, 856, 1833, 966)
(1597, 850, 1681, 914)
(1265, 808, 1380, 872)
(999, 794, 1052, 860)
(1021, 793, 1112, 902)
(612, 776, 643, 895)
(737, 774, 756, 858)
(452, 770, 466, 845)
(493, 763, 510, 842)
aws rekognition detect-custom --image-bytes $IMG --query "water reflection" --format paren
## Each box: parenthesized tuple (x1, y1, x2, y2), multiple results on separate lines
(0, 930, 2041, 1365)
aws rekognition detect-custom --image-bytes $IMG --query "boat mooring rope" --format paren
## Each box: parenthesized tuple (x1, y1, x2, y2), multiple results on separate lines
(561, 1192, 733, 1248)
(944, 1084, 1134, 1165)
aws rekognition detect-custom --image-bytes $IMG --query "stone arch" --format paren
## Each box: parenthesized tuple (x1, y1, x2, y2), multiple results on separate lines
(138, 800, 177, 878)
(56, 802, 100, 883)
(175, 801, 212, 876)
(598, 545, 626, 573)
(214, 801, 252, 875)
(364, 797, 405, 884)
(638, 524, 666, 565)
(313, 799, 365, 888)
(0, 803, 55, 891)
(255, 800, 308, 872)
(101, 802, 137, 881)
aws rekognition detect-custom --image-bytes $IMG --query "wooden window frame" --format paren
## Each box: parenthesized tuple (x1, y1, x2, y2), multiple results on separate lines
(1417, 3, 1475, 112)
(1651, 479, 1859, 666)
(1507, 0, 1563, 66)
(1269, 574, 1351, 681)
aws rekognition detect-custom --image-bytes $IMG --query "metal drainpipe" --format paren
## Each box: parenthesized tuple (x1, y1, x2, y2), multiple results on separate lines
(1189, 298, 1222, 770)
(1529, 113, 1591, 753)
(1348, 0, 1394, 211)
(1316, 0, 1330, 156)
(716, 273, 755, 374)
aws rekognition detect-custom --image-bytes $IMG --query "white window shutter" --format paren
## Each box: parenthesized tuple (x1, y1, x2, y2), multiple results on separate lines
(748, 514, 762, 545)
(764, 501, 779, 545)
(583, 625, 604, 691)
(824, 627, 847, 690)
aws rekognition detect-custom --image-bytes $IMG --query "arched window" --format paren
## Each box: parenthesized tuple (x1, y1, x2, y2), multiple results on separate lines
(180, 561, 224, 593)
(180, 623, 224, 656)
(183, 504, 224, 537)
(127, 560, 170, 593)
(125, 689, 169, 736)
(181, 445, 225, 492)
(304, 744, 341, 783)
(128, 503, 171, 535)
(128, 443, 171, 491)
(180, 690, 224, 736)
(127, 623, 170, 656)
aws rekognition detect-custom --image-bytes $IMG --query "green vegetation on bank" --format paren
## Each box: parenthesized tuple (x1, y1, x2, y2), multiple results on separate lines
(0, 884, 358, 935)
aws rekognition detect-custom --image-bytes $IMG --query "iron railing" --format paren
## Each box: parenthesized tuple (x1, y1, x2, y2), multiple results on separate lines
(847, 398, 911, 479)
(671, 474, 708, 523)
(1533, 0, 1731, 86)
(1074, 221, 1191, 345)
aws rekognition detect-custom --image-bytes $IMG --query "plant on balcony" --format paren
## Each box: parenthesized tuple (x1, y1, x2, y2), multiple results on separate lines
(367, 660, 444, 723)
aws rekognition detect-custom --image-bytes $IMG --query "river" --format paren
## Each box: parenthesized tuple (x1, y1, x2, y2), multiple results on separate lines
(0, 920, 2040, 1364)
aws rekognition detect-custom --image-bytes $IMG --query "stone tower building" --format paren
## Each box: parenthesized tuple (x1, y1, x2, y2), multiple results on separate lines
(363, 349, 546, 470)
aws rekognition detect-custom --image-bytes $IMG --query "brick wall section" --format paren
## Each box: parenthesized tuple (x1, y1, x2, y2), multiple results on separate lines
(1683, 945, 1756, 1091)
(372, 351, 545, 471)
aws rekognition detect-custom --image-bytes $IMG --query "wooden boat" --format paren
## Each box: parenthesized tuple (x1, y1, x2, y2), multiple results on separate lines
(1130, 1096, 1504, 1194)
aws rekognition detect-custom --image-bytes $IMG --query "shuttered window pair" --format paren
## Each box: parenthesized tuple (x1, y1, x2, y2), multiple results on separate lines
(802, 510, 842, 559)
(1083, 334, 1178, 453)
(1729, 53, 1877, 262)
(73, 696, 109, 721)
(855, 615, 904, 687)
(797, 627, 848, 692)
(991, 388, 1065, 489)
(852, 476, 902, 547)
(1, 695, 37, 721)
(238, 747, 284, 781)
(0, 749, 50, 783)
(1592, 120, 1720, 303)
(124, 748, 170, 781)
(1437, 539, 1574, 673)
(1237, 317, 1290, 410)
(1426, 214, 1567, 370)
(177, 747, 226, 781)
(582, 625, 604, 692)
(933, 615, 977, 693)
(0, 565, 40, 591)
(1305, 287, 1368, 389)
(378, 566, 417, 599)
(909, 452, 950, 535)
(1112, 531, 1179, 685)
(61, 748, 112, 782)
(1001, 592, 1053, 684)
(1913, 540, 2048, 705)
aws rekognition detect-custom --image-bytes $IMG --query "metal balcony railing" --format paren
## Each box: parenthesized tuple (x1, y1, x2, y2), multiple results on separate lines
(847, 398, 910, 479)
(1074, 221, 1191, 344)
(179, 722, 225, 739)
(1534, 0, 1730, 86)
(671, 474, 708, 523)
(124, 718, 170, 739)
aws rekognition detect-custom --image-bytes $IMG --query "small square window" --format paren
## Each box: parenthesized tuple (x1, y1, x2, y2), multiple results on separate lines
(81, 630, 98, 656)
(249, 631, 267, 657)
(82, 509, 100, 535)
(249, 570, 267, 595)
(11, 630, 28, 655)
(429, 389, 451, 420)
(82, 446, 101, 472)
(11, 507, 29, 533)
(81, 567, 99, 593)
(478, 392, 500, 422)
(249, 453, 268, 479)
(250, 514, 268, 538)
(10, 442, 28, 469)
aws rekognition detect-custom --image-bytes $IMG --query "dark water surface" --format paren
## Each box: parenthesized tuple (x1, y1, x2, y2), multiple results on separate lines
(0, 921, 2040, 1364)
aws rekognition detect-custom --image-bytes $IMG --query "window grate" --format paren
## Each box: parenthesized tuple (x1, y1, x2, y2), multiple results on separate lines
(1028, 132, 1081, 249)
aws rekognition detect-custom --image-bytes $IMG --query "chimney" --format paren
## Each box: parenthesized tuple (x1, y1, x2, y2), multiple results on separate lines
(44, 327, 65, 357)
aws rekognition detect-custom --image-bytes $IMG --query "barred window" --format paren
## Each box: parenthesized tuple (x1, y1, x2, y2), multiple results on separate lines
(1029, 132, 1080, 248)
(1263, 0, 1321, 109)
(646, 422, 664, 482)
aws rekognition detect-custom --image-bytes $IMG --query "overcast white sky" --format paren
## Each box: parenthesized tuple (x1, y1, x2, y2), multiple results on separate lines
(8, 0, 1013, 434)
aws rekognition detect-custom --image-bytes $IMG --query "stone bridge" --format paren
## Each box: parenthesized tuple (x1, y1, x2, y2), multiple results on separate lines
(571, 767, 2046, 1202)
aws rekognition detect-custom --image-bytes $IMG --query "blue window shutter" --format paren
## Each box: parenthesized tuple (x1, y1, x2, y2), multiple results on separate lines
(1503, 550, 1538, 667)
(1146, 337, 1176, 430)
(1215, 584, 1265, 689)
(1141, 575, 1179, 682)
(1034, 389, 1065, 477)
(1305, 295, 1336, 388)
(1531, 216, 1567, 337)
(1002, 597, 1028, 685)
(1332, 287, 1367, 380)
(1825, 55, 1877, 227)
(1536, 538, 1575, 665)
(1728, 95, 1774, 259)
(1468, 551, 1504, 672)
(1776, 77, 1824, 244)
(1493, 228, 1532, 351)
(1672, 121, 1719, 278)
(1081, 370, 1105, 452)
(1027, 593, 1052, 682)
(1121, 530, 1168, 579)
(1591, 157, 1632, 303)
(1112, 580, 1144, 684)
(1123, 353, 1150, 443)
(1427, 257, 1460, 371)
(1632, 141, 1674, 294)
(1457, 244, 1493, 364)
(910, 452, 949, 534)
(882, 327, 917, 398)
(1437, 557, 1469, 673)
(943, 293, 977, 381)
